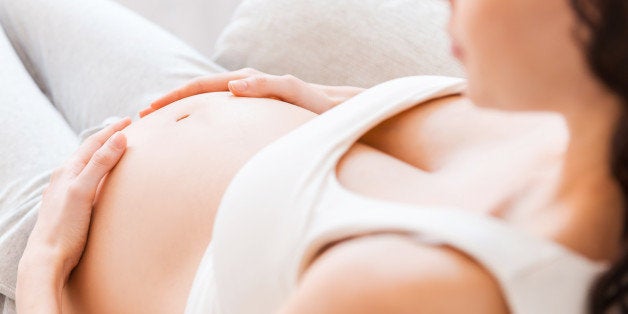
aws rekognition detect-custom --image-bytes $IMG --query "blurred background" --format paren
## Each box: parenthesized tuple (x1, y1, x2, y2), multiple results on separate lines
(114, 0, 243, 56)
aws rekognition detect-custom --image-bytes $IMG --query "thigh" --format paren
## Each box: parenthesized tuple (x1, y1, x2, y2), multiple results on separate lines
(0, 26, 77, 304)
(0, 0, 225, 136)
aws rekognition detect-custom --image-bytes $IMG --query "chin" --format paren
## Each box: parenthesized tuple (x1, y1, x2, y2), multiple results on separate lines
(464, 73, 530, 112)
(464, 85, 515, 112)
(466, 86, 545, 112)
(464, 81, 498, 109)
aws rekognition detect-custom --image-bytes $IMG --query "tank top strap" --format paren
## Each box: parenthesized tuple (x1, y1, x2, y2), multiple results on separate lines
(283, 75, 466, 211)
(283, 75, 603, 277)
(293, 75, 466, 149)
(282, 75, 609, 313)
(209, 76, 468, 313)
(208, 75, 607, 314)
(293, 179, 609, 314)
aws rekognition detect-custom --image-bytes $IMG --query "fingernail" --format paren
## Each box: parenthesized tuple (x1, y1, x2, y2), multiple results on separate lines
(115, 117, 131, 128)
(139, 107, 154, 117)
(110, 132, 126, 149)
(229, 80, 248, 92)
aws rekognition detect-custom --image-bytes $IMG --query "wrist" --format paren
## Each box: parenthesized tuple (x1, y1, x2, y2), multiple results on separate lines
(17, 247, 66, 313)
(18, 245, 66, 290)
(19, 243, 68, 286)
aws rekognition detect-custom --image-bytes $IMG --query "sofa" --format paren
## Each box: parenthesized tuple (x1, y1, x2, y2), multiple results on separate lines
(123, 0, 464, 88)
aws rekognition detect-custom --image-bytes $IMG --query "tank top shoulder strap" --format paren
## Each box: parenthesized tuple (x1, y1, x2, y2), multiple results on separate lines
(209, 75, 607, 314)
(209, 76, 468, 313)
(278, 75, 608, 314)
(281, 75, 467, 207)
(292, 75, 467, 148)
(299, 187, 609, 314)
(284, 75, 603, 277)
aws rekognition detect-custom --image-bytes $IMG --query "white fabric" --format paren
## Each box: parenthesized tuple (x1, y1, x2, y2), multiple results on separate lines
(212, 0, 465, 88)
(114, 0, 243, 55)
(186, 76, 609, 314)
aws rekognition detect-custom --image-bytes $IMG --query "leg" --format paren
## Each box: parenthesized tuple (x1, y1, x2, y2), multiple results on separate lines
(0, 0, 225, 136)
(0, 26, 78, 311)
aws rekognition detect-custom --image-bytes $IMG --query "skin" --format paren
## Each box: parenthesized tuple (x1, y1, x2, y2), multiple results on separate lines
(17, 0, 626, 313)
(447, 0, 624, 259)
(61, 90, 567, 313)
(17, 118, 131, 313)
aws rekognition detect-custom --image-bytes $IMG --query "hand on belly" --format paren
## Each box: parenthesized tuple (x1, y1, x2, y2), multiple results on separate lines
(62, 92, 316, 314)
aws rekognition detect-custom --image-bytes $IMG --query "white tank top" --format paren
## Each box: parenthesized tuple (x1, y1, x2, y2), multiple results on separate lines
(185, 76, 609, 314)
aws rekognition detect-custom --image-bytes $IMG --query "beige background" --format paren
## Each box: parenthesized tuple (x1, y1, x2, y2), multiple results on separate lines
(114, 0, 243, 56)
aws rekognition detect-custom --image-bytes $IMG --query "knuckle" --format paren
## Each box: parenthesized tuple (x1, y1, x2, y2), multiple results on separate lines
(51, 166, 66, 180)
(240, 67, 260, 75)
(93, 121, 119, 137)
(84, 134, 105, 150)
(281, 74, 304, 91)
(251, 75, 270, 87)
(67, 163, 84, 177)
(281, 74, 297, 82)
(91, 149, 115, 169)
(52, 164, 79, 180)
(42, 184, 54, 199)
(280, 75, 303, 96)
(328, 95, 342, 107)
(82, 133, 99, 146)
(66, 181, 86, 199)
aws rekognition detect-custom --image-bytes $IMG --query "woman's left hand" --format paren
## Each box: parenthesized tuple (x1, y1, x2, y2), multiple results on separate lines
(140, 68, 365, 116)
(17, 117, 131, 313)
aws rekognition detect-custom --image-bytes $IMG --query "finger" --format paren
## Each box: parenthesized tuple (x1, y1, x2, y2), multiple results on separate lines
(149, 68, 261, 110)
(139, 106, 155, 118)
(67, 117, 131, 175)
(313, 84, 366, 100)
(228, 74, 331, 114)
(76, 131, 127, 199)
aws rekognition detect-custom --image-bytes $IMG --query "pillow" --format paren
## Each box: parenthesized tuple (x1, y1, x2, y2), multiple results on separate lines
(212, 0, 464, 88)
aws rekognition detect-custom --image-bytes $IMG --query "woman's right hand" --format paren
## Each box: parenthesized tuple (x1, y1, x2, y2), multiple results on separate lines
(140, 68, 365, 116)
(17, 117, 130, 313)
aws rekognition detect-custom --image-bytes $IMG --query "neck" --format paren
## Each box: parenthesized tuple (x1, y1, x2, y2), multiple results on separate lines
(558, 90, 621, 196)
(550, 87, 625, 260)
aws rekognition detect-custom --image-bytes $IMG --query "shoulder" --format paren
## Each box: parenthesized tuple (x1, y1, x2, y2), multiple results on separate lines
(278, 234, 509, 314)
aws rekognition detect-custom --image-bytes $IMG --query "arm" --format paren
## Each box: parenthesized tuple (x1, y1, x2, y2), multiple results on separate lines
(16, 252, 65, 313)
(16, 117, 131, 313)
(277, 234, 509, 314)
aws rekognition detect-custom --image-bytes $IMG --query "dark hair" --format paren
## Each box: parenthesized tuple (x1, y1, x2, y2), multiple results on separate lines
(569, 0, 628, 312)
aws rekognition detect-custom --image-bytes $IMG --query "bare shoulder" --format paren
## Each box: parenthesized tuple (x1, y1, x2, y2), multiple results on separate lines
(278, 234, 510, 314)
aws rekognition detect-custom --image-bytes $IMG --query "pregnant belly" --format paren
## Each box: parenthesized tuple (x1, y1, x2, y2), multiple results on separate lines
(62, 92, 316, 313)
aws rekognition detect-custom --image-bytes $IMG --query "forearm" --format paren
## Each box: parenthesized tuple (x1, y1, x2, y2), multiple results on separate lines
(17, 248, 66, 314)
(311, 83, 366, 114)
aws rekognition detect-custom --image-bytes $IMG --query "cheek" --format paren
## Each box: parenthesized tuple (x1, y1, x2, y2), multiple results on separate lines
(452, 0, 576, 109)
(453, 0, 511, 105)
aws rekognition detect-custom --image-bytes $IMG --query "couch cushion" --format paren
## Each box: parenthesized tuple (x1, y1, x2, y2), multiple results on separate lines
(212, 0, 464, 88)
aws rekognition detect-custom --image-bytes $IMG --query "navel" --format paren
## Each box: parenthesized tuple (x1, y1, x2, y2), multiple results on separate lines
(176, 114, 191, 122)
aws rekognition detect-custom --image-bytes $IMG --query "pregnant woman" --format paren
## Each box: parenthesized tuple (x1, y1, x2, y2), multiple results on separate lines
(3, 0, 626, 313)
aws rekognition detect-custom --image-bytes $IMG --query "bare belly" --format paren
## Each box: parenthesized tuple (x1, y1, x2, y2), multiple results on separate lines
(60, 92, 576, 312)
(62, 93, 318, 313)
(61, 92, 432, 313)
